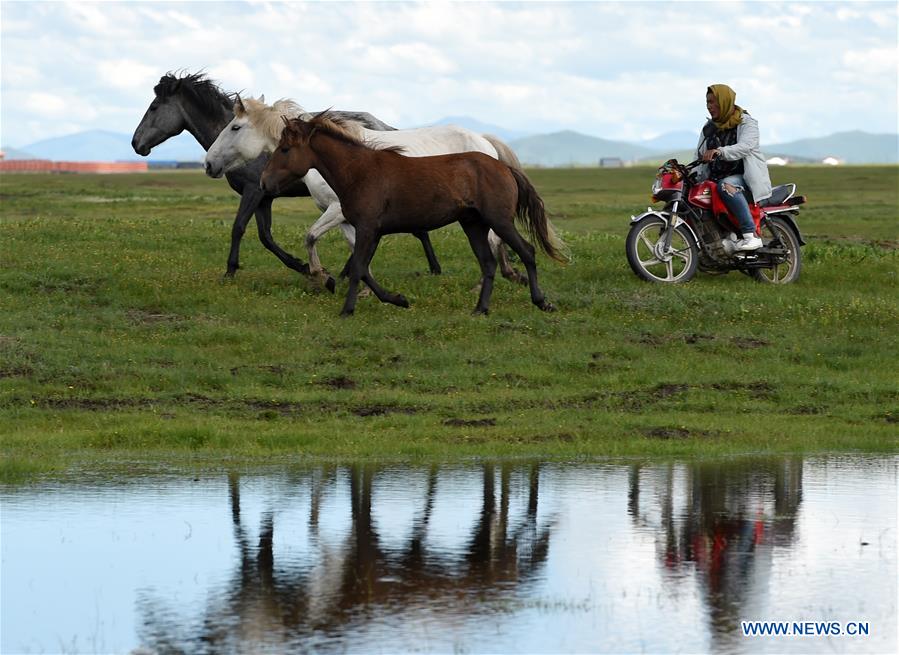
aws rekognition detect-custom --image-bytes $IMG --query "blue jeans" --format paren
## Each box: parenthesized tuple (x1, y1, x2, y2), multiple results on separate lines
(717, 175, 755, 235)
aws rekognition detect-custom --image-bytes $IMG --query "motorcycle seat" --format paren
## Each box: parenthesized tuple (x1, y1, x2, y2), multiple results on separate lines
(758, 183, 797, 207)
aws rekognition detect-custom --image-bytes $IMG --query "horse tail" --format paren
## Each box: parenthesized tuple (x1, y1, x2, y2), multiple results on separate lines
(483, 134, 523, 170)
(508, 167, 569, 264)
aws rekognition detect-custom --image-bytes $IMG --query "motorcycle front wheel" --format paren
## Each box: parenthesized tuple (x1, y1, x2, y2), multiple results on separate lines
(626, 215, 699, 283)
(749, 215, 802, 284)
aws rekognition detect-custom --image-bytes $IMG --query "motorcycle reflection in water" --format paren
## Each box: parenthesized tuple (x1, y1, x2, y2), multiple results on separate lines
(628, 458, 803, 645)
(133, 460, 804, 653)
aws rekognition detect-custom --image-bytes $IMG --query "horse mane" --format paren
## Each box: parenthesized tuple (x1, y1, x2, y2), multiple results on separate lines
(154, 71, 234, 115)
(302, 111, 405, 154)
(236, 97, 310, 143)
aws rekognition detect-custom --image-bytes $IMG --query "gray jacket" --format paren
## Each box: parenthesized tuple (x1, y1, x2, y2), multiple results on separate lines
(696, 114, 772, 202)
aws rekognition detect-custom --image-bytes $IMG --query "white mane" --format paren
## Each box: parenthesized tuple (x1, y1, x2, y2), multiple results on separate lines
(236, 97, 306, 143)
(236, 97, 365, 143)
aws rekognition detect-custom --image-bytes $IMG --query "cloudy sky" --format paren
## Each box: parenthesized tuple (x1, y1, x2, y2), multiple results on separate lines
(1, 1, 896, 148)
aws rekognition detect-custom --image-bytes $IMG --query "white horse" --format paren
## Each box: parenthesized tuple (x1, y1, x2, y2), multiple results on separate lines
(205, 96, 525, 288)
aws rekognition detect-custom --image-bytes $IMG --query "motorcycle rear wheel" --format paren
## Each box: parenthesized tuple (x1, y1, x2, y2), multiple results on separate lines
(626, 215, 698, 283)
(750, 215, 802, 284)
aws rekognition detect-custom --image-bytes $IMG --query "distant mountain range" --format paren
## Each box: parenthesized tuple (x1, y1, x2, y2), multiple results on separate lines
(3, 130, 205, 163)
(1, 146, 37, 160)
(509, 130, 657, 167)
(510, 129, 898, 166)
(3, 122, 896, 166)
(427, 116, 531, 143)
(638, 130, 699, 152)
(766, 131, 899, 164)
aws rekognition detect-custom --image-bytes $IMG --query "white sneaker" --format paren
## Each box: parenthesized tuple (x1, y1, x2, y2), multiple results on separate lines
(721, 233, 739, 254)
(735, 233, 763, 251)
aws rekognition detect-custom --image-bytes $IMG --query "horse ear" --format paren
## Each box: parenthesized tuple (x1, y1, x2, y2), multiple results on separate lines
(235, 94, 246, 115)
(259, 94, 265, 104)
(281, 116, 299, 142)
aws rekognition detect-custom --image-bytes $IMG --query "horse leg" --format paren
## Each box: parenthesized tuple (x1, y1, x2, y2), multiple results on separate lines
(460, 221, 498, 315)
(412, 230, 442, 275)
(334, 223, 389, 300)
(360, 247, 410, 309)
(337, 222, 355, 279)
(489, 230, 527, 285)
(486, 221, 555, 312)
(341, 227, 377, 317)
(306, 203, 346, 292)
(224, 190, 262, 278)
(254, 197, 310, 275)
(338, 254, 353, 279)
(360, 273, 409, 308)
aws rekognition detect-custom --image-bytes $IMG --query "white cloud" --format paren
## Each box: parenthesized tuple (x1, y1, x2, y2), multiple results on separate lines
(1, 62, 42, 86)
(269, 63, 334, 101)
(23, 91, 98, 122)
(209, 60, 256, 91)
(23, 92, 68, 118)
(836, 8, 862, 21)
(98, 59, 158, 91)
(0, 1, 897, 147)
(63, 2, 112, 33)
(842, 46, 898, 74)
(355, 42, 458, 76)
(869, 5, 898, 29)
(165, 10, 202, 31)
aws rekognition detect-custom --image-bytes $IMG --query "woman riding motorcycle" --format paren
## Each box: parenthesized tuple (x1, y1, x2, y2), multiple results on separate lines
(698, 84, 772, 251)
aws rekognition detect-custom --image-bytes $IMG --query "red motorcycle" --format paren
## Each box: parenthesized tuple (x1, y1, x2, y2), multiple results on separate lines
(626, 159, 806, 283)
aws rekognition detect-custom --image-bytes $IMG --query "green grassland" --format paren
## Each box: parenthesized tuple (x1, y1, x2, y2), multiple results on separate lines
(1, 166, 897, 480)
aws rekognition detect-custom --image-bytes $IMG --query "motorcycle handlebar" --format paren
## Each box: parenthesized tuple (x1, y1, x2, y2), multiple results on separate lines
(661, 159, 702, 182)
(663, 159, 702, 173)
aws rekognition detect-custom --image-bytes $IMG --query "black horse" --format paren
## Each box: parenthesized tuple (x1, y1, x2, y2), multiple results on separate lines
(131, 72, 442, 280)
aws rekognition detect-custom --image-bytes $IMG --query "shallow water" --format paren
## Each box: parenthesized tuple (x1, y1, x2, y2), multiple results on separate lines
(1, 456, 895, 654)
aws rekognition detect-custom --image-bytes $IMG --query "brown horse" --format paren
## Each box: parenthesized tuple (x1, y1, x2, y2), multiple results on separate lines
(261, 113, 566, 316)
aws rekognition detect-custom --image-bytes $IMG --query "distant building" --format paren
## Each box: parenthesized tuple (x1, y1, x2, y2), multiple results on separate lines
(766, 156, 789, 166)
(0, 160, 148, 173)
(599, 157, 623, 168)
(822, 156, 842, 166)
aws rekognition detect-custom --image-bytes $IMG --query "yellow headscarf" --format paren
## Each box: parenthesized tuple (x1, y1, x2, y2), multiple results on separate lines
(708, 84, 744, 130)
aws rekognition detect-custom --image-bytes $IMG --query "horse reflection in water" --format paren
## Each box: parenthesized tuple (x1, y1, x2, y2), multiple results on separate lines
(136, 463, 552, 653)
(628, 458, 803, 645)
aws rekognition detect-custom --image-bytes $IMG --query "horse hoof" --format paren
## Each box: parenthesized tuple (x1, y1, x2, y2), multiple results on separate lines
(396, 295, 410, 308)
(429, 267, 442, 275)
(472, 307, 489, 316)
(340, 309, 355, 318)
(539, 301, 556, 312)
(325, 276, 337, 293)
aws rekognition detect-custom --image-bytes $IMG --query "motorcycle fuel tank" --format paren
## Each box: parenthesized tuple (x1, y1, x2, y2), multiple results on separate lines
(688, 181, 715, 208)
